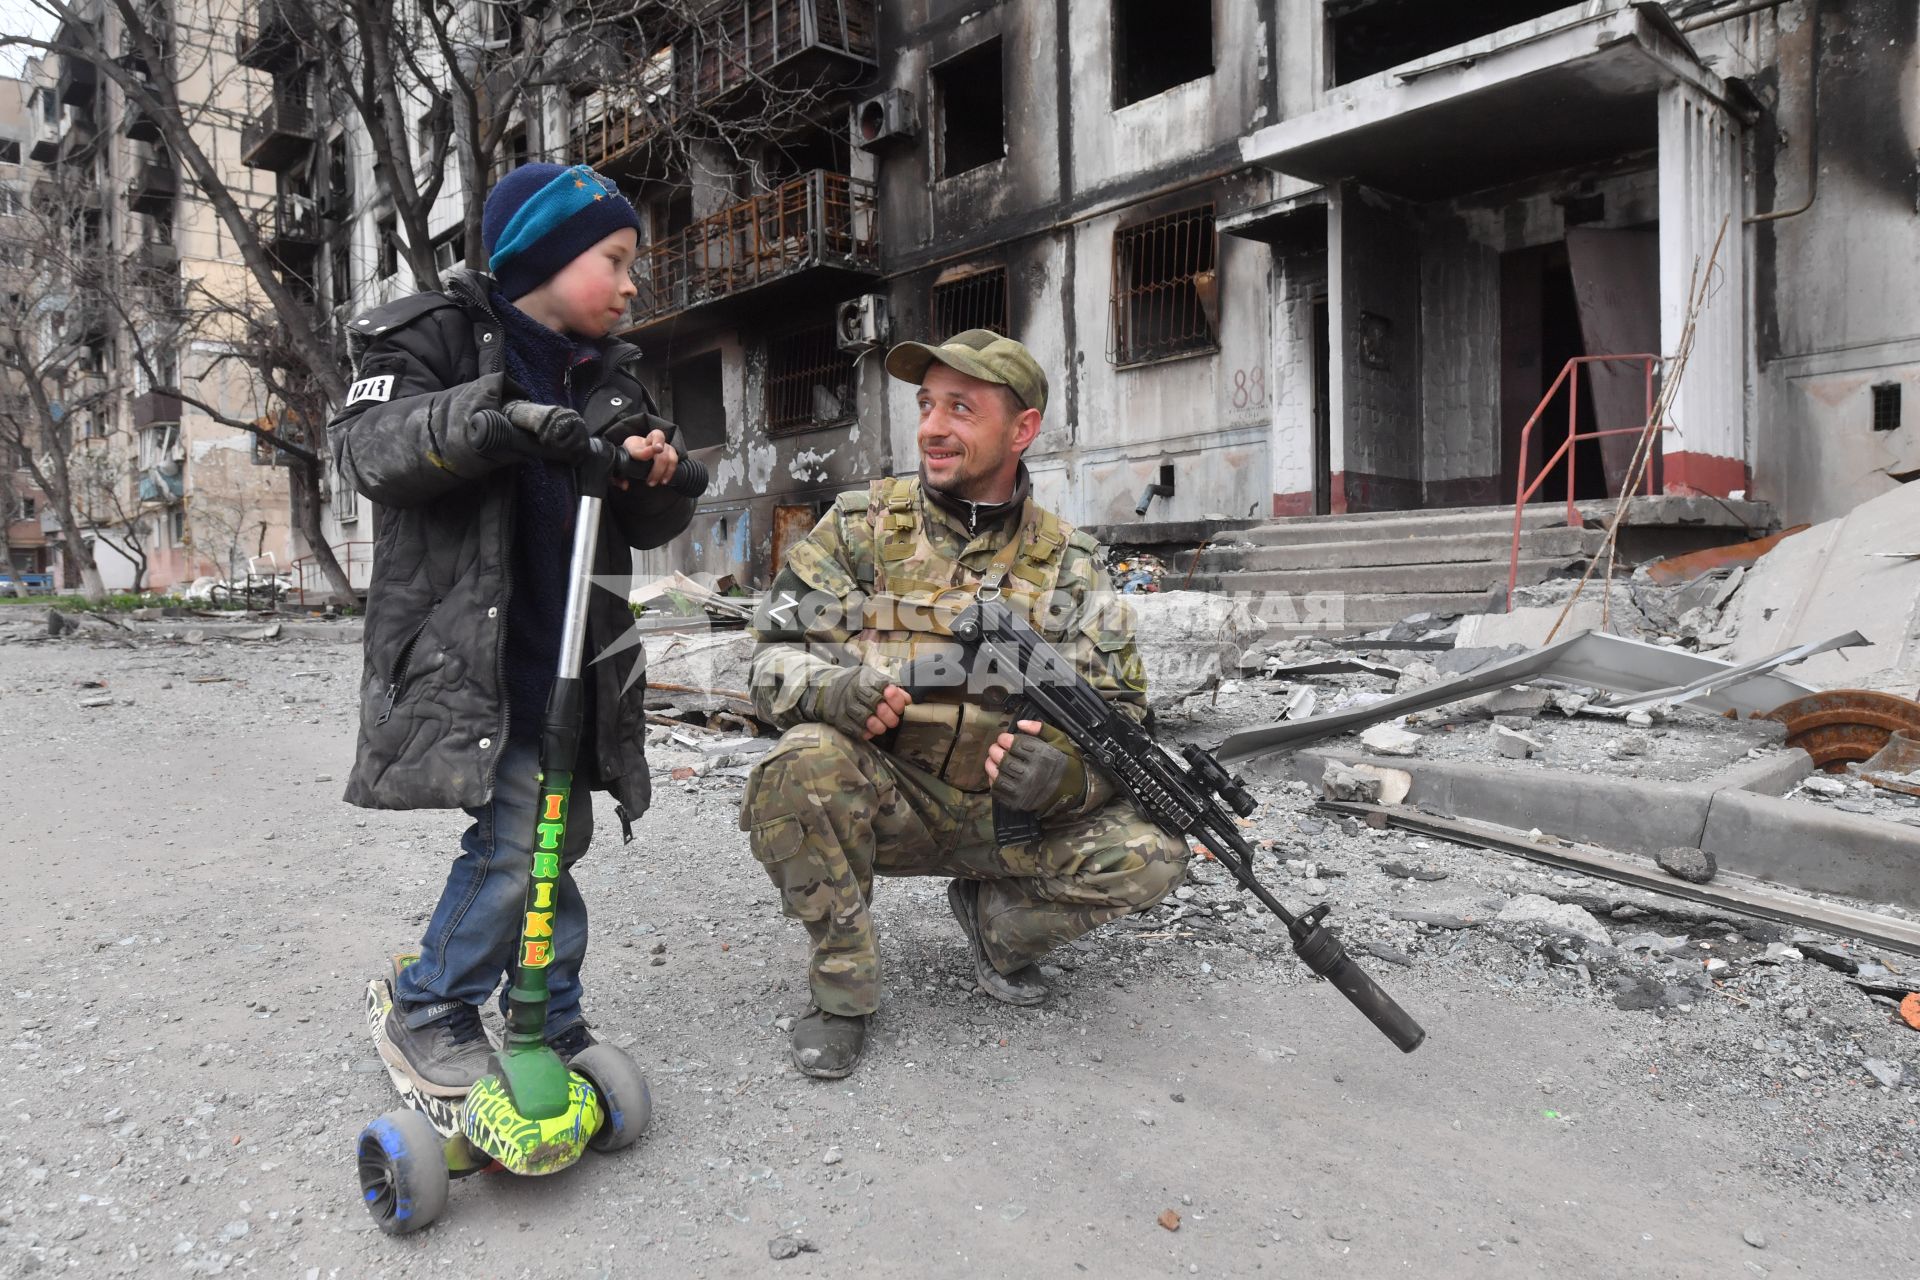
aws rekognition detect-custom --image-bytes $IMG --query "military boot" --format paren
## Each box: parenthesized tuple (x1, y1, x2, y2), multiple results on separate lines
(947, 878, 1050, 1006)
(789, 1008, 868, 1079)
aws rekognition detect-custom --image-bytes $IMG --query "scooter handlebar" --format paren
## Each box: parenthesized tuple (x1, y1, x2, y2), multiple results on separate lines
(597, 437, 709, 498)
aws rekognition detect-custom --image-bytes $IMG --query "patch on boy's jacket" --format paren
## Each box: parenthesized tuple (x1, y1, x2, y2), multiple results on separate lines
(347, 375, 396, 405)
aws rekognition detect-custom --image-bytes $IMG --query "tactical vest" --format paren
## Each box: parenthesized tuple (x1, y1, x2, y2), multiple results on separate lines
(854, 475, 1076, 793)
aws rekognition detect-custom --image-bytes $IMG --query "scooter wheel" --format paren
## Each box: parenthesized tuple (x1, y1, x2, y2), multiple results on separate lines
(357, 1110, 449, 1234)
(572, 1044, 653, 1153)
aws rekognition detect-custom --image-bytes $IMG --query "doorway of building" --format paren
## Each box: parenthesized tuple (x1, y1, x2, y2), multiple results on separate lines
(1501, 243, 1609, 505)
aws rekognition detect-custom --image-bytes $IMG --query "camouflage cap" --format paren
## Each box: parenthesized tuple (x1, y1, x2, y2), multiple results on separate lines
(885, 329, 1048, 416)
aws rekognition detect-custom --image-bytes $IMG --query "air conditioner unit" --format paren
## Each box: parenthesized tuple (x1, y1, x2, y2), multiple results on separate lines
(851, 89, 917, 153)
(835, 293, 890, 353)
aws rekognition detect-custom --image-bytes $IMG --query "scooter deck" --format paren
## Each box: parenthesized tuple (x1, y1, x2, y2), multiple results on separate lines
(364, 971, 494, 1177)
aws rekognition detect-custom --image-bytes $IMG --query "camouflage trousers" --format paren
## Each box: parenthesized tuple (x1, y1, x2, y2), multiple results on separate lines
(739, 723, 1189, 1017)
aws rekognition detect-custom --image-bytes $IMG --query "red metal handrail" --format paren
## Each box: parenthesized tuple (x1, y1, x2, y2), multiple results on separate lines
(292, 540, 373, 608)
(1506, 354, 1665, 610)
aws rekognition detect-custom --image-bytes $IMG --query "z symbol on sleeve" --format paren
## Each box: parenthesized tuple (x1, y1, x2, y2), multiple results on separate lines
(346, 375, 396, 406)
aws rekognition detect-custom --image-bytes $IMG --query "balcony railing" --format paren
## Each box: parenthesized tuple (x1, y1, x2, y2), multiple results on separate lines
(629, 170, 878, 329)
(257, 192, 323, 266)
(678, 0, 876, 105)
(240, 89, 314, 171)
(132, 388, 182, 430)
(127, 161, 177, 214)
(236, 0, 310, 71)
(568, 0, 875, 172)
(58, 109, 98, 161)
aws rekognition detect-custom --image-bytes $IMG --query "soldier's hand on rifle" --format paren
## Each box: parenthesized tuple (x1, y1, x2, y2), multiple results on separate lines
(986, 720, 1087, 815)
(817, 665, 911, 741)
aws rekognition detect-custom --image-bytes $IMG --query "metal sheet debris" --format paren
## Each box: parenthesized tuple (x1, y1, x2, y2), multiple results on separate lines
(1593, 631, 1868, 713)
(1216, 630, 1820, 762)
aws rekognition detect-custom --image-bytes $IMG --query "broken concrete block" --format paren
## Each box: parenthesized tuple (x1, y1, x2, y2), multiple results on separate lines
(1349, 763, 1412, 806)
(1495, 894, 1612, 944)
(1655, 845, 1717, 884)
(1320, 761, 1383, 804)
(1492, 725, 1544, 759)
(1359, 723, 1422, 756)
(1605, 733, 1652, 759)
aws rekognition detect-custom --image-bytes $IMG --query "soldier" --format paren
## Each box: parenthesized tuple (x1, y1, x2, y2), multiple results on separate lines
(739, 329, 1190, 1079)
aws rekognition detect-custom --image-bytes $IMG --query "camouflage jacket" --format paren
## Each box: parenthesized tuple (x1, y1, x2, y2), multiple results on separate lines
(748, 473, 1145, 818)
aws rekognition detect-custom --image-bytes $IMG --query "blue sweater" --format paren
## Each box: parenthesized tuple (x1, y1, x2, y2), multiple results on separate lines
(491, 292, 604, 743)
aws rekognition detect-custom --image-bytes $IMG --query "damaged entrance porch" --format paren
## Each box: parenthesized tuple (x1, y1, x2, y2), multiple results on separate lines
(1235, 2, 1749, 518)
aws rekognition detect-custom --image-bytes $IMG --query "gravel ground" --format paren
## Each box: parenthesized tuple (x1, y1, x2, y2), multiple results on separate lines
(3, 621, 1917, 1278)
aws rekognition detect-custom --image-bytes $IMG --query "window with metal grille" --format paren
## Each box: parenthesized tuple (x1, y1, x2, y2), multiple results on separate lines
(930, 267, 1009, 342)
(765, 322, 857, 435)
(1110, 204, 1218, 366)
(1872, 383, 1903, 433)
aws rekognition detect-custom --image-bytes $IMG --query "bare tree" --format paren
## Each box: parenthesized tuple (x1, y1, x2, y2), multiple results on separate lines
(0, 173, 121, 601)
(6, 0, 865, 606)
(68, 438, 150, 590)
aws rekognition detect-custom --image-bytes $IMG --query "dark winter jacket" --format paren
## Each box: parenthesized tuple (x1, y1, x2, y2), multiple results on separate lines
(330, 267, 692, 818)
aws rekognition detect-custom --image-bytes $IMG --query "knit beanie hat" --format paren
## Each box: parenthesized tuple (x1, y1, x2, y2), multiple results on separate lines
(483, 162, 643, 301)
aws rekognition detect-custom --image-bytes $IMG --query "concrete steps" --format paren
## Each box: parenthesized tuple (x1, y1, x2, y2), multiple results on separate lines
(1183, 503, 1612, 635)
(1196, 526, 1605, 573)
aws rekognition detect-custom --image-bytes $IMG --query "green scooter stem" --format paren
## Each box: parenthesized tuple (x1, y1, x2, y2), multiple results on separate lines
(492, 451, 614, 1122)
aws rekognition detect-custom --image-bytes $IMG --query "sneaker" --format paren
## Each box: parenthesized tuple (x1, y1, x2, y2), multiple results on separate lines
(947, 879, 1050, 1007)
(378, 1002, 494, 1097)
(547, 1022, 598, 1063)
(789, 1008, 867, 1080)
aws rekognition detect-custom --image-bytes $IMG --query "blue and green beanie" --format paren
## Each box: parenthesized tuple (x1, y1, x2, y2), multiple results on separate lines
(483, 163, 643, 300)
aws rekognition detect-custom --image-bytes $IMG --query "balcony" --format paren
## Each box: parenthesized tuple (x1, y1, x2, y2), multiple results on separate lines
(241, 88, 314, 172)
(568, 0, 876, 173)
(133, 236, 178, 276)
(236, 0, 311, 72)
(139, 466, 183, 504)
(127, 161, 177, 214)
(677, 0, 876, 108)
(121, 98, 161, 143)
(30, 133, 58, 163)
(258, 192, 322, 267)
(56, 53, 98, 107)
(58, 109, 98, 162)
(624, 169, 879, 340)
(132, 388, 182, 430)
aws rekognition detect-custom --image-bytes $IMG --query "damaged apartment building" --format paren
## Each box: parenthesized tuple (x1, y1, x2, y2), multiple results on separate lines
(578, 0, 1914, 589)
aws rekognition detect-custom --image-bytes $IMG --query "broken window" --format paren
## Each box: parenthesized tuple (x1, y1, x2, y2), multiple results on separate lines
(1113, 0, 1212, 106)
(332, 457, 358, 523)
(934, 39, 1004, 180)
(1110, 204, 1218, 366)
(1328, 0, 1568, 86)
(1873, 383, 1903, 433)
(670, 351, 727, 452)
(431, 226, 463, 276)
(930, 266, 1009, 342)
(765, 322, 856, 435)
(0, 140, 20, 164)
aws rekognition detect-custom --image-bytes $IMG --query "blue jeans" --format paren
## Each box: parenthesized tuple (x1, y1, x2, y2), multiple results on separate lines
(395, 739, 592, 1037)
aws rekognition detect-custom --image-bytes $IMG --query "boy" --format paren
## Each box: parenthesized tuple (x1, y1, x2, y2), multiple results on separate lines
(330, 163, 694, 1096)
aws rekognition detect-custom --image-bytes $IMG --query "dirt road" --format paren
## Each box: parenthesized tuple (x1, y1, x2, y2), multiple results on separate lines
(2, 627, 1913, 1277)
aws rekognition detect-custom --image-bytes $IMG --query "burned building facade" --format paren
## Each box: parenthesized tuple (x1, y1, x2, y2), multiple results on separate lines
(603, 0, 1915, 585)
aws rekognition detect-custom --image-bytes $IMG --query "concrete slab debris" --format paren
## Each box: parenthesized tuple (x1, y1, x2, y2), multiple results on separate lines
(1359, 723, 1422, 756)
(1722, 481, 1920, 689)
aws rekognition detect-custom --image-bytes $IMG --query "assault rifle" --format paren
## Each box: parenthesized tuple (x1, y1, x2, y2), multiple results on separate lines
(898, 597, 1426, 1054)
